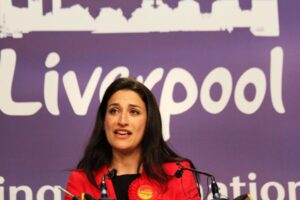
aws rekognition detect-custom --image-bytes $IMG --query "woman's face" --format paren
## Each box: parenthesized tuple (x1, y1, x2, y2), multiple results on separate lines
(104, 89, 147, 155)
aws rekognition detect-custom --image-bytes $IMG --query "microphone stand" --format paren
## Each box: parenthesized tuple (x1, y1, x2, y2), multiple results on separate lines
(58, 185, 113, 200)
(58, 186, 80, 200)
(59, 169, 117, 200)
(99, 170, 116, 200)
(177, 166, 251, 200)
(176, 165, 227, 200)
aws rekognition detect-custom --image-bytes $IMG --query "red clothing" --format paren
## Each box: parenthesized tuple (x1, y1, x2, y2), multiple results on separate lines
(65, 161, 200, 200)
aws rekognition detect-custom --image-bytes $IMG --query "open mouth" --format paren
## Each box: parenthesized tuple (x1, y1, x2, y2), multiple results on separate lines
(114, 130, 132, 135)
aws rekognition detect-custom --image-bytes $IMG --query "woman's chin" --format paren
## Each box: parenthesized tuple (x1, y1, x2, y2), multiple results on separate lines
(112, 145, 141, 155)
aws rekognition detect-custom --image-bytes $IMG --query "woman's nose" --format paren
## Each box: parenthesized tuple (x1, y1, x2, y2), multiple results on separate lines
(117, 112, 129, 126)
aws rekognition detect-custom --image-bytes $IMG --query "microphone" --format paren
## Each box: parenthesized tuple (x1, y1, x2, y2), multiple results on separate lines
(100, 174, 108, 198)
(175, 162, 227, 200)
(210, 176, 224, 200)
(99, 169, 117, 200)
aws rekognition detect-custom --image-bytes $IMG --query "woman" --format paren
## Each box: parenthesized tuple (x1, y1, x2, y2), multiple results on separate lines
(65, 77, 201, 200)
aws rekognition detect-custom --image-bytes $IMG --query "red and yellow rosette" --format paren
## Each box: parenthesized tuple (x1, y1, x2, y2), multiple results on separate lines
(128, 177, 162, 200)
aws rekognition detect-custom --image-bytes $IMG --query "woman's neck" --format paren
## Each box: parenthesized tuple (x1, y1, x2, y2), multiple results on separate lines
(110, 149, 142, 175)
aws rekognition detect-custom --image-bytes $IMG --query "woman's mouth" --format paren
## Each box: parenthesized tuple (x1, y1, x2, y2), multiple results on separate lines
(114, 130, 132, 135)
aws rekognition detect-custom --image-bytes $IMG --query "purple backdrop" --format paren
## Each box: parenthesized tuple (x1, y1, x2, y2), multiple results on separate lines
(0, 0, 300, 199)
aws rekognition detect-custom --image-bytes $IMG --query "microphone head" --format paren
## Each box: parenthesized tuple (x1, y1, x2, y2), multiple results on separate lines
(107, 169, 117, 179)
(174, 169, 183, 178)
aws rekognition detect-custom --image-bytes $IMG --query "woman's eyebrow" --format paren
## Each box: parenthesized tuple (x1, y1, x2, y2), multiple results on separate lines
(128, 104, 142, 108)
(107, 103, 119, 107)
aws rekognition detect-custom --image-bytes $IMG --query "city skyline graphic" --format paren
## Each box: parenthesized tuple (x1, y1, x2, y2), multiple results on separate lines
(0, 0, 280, 38)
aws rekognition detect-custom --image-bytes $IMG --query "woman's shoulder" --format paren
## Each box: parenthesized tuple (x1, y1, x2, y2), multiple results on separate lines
(69, 169, 85, 177)
(68, 167, 107, 183)
(162, 160, 192, 175)
(67, 169, 88, 183)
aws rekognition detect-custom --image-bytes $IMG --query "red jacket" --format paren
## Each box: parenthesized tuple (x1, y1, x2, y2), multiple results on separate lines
(65, 161, 201, 200)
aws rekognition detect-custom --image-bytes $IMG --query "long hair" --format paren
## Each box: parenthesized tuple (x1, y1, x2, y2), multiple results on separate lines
(76, 77, 186, 188)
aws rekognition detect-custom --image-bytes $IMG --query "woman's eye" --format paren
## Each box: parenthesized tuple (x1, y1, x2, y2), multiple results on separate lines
(130, 109, 140, 115)
(108, 108, 119, 114)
